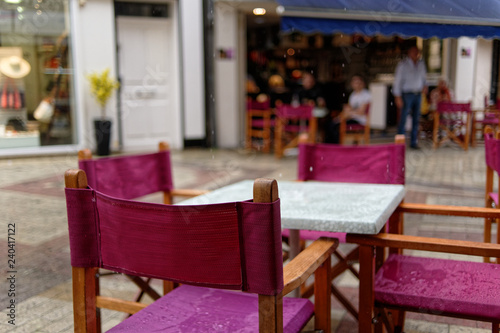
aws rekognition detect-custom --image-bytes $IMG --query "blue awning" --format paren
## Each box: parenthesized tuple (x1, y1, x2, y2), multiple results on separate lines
(277, 0, 500, 39)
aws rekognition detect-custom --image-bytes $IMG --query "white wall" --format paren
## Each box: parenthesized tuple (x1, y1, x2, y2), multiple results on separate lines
(454, 37, 477, 105)
(75, 0, 118, 152)
(180, 0, 205, 140)
(214, 3, 240, 148)
(474, 39, 493, 108)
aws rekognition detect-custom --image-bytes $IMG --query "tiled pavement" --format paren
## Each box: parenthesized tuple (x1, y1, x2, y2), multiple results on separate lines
(0, 136, 496, 332)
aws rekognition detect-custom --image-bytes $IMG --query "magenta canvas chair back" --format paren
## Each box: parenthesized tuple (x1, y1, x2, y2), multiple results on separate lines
(298, 142, 405, 185)
(247, 98, 270, 111)
(436, 101, 471, 114)
(276, 104, 313, 121)
(66, 181, 283, 295)
(78, 151, 173, 200)
(485, 130, 500, 175)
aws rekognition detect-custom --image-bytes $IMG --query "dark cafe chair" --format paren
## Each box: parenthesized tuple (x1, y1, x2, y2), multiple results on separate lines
(65, 172, 338, 332)
(274, 103, 317, 159)
(246, 96, 275, 153)
(339, 104, 371, 145)
(77, 142, 209, 303)
(286, 134, 405, 320)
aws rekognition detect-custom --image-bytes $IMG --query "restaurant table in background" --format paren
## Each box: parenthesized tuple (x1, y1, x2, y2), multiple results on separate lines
(180, 179, 406, 332)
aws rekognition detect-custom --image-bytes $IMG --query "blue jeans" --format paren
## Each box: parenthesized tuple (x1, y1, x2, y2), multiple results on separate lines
(397, 92, 421, 147)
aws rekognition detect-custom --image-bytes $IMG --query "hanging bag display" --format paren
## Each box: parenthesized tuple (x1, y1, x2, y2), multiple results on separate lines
(34, 96, 55, 123)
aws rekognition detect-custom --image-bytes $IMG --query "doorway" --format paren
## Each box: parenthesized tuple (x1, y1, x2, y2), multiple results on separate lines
(115, 1, 181, 150)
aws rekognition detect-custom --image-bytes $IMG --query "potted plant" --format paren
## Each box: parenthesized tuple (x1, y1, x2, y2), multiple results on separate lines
(87, 68, 119, 156)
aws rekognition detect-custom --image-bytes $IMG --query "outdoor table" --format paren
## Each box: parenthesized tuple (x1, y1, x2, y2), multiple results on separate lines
(179, 179, 406, 333)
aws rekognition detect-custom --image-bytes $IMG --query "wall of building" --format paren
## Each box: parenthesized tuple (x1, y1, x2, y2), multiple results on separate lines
(74, 0, 206, 152)
(75, 0, 119, 151)
(180, 0, 205, 141)
(214, 3, 240, 148)
(475, 39, 493, 108)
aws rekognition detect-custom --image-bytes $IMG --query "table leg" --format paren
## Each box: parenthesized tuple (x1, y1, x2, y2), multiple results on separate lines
(358, 244, 375, 333)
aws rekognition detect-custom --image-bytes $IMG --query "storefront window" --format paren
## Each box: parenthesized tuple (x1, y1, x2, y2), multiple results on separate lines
(0, 0, 74, 149)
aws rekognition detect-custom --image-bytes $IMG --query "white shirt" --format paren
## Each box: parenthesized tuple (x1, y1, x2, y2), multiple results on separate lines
(348, 89, 371, 125)
(393, 57, 427, 97)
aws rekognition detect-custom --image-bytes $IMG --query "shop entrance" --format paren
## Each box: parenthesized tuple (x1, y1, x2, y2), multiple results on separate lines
(116, 2, 180, 150)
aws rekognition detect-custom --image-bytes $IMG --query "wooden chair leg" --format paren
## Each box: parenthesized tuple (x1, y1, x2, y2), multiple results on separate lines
(492, 321, 499, 333)
(392, 310, 406, 333)
(433, 113, 440, 149)
(314, 255, 332, 333)
(331, 283, 358, 320)
(376, 307, 394, 333)
(485, 218, 493, 263)
(497, 219, 500, 264)
(126, 275, 161, 301)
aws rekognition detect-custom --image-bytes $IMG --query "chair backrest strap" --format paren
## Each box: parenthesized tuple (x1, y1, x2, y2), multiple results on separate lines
(78, 151, 174, 199)
(298, 142, 405, 185)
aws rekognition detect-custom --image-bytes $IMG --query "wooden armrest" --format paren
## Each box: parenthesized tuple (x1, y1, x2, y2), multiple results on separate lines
(169, 188, 209, 198)
(283, 237, 338, 295)
(346, 233, 500, 258)
(398, 202, 500, 219)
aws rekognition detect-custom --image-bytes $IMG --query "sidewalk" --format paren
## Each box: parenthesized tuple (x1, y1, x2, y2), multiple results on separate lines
(0, 139, 493, 332)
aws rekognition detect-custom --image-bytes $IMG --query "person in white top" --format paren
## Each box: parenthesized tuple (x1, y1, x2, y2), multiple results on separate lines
(325, 74, 371, 143)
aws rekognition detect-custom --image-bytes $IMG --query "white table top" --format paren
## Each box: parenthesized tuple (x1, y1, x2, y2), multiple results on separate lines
(179, 180, 405, 235)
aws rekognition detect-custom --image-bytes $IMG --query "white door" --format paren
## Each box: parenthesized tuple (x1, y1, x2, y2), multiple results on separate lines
(116, 14, 181, 150)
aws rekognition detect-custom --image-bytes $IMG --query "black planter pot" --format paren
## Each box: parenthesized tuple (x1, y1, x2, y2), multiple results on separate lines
(94, 119, 112, 156)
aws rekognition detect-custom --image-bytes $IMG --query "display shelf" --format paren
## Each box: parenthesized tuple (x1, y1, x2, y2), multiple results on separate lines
(0, 108, 27, 126)
(0, 131, 40, 148)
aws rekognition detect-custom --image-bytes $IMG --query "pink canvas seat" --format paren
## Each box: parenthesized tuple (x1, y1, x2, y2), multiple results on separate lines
(289, 136, 405, 319)
(108, 285, 313, 332)
(347, 201, 500, 332)
(484, 126, 500, 263)
(65, 171, 337, 332)
(374, 254, 500, 321)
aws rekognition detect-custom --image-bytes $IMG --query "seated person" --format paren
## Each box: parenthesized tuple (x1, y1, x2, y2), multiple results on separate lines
(296, 72, 326, 108)
(429, 77, 454, 111)
(325, 74, 371, 144)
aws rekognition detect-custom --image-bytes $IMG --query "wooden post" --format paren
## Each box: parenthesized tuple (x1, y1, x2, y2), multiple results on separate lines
(358, 244, 375, 333)
(66, 170, 101, 333)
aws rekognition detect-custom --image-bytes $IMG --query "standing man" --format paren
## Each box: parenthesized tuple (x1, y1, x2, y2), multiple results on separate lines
(393, 46, 427, 149)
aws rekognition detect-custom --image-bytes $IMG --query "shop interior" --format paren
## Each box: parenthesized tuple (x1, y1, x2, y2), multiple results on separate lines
(0, 1, 74, 149)
(245, 11, 484, 133)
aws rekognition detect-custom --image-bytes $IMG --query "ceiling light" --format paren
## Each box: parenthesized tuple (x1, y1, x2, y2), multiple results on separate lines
(253, 8, 266, 16)
(4, 0, 22, 4)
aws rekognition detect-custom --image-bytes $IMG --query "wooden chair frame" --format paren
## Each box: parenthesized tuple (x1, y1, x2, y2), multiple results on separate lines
(77, 142, 208, 303)
(432, 102, 472, 150)
(471, 107, 500, 147)
(274, 104, 317, 159)
(296, 134, 405, 321)
(66, 171, 338, 333)
(245, 100, 274, 153)
(339, 105, 370, 145)
(484, 126, 500, 263)
(347, 202, 500, 333)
